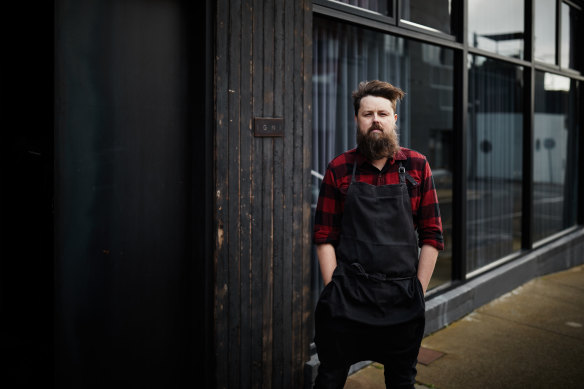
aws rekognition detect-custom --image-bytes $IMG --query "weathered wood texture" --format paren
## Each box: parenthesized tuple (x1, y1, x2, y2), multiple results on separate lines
(215, 0, 313, 388)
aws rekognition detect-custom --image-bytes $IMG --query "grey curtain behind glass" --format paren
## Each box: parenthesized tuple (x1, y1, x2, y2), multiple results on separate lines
(466, 57, 523, 273)
(312, 19, 407, 182)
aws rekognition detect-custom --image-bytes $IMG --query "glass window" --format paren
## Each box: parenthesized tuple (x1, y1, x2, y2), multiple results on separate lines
(468, 0, 524, 59)
(467, 55, 524, 274)
(533, 73, 580, 242)
(332, 0, 393, 17)
(400, 0, 452, 35)
(561, 2, 583, 71)
(534, 0, 557, 64)
(312, 16, 454, 293)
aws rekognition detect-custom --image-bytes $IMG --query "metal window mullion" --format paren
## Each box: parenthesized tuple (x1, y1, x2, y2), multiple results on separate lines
(396, 0, 401, 21)
(556, 0, 562, 66)
(451, 0, 464, 43)
(522, 68, 535, 250)
(525, 0, 533, 63)
(578, 81, 584, 225)
(522, 0, 534, 250)
(452, 0, 468, 281)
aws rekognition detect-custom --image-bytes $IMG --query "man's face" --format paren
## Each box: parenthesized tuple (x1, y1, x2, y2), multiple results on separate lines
(355, 95, 397, 138)
(355, 95, 400, 161)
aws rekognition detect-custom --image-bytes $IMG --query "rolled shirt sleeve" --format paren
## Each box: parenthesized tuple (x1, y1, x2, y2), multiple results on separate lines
(415, 159, 444, 251)
(313, 166, 343, 245)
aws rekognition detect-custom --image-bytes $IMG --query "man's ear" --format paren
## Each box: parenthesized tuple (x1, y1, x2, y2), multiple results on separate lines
(394, 114, 398, 122)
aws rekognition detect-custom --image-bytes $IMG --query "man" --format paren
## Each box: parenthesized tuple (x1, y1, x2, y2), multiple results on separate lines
(313, 80, 444, 388)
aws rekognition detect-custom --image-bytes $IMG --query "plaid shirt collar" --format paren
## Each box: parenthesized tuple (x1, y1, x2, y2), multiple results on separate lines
(355, 147, 408, 169)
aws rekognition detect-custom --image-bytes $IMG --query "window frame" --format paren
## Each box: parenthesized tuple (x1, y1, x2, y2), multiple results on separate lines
(559, 1, 584, 73)
(313, 0, 460, 44)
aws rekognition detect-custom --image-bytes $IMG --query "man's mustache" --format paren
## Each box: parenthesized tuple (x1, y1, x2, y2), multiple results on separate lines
(368, 123, 383, 133)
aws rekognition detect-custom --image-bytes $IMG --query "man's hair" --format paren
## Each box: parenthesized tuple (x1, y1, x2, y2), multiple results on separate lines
(352, 80, 405, 116)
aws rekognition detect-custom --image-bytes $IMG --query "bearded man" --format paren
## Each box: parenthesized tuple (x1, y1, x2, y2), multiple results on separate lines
(312, 80, 444, 389)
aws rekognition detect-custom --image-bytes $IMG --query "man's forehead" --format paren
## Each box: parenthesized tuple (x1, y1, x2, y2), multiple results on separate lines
(359, 95, 394, 111)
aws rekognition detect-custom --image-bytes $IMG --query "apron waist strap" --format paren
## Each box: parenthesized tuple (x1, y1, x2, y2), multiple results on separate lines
(347, 262, 416, 282)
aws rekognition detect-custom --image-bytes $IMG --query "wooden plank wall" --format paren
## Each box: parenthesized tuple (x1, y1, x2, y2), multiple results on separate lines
(215, 0, 313, 388)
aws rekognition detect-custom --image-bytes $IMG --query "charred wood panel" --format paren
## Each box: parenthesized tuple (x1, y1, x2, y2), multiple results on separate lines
(214, 0, 313, 388)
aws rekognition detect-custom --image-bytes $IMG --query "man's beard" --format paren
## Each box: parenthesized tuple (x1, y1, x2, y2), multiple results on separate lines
(356, 123, 400, 161)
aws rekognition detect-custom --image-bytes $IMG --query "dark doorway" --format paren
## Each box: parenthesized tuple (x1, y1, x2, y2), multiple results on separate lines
(2, 0, 212, 387)
(1, 2, 55, 387)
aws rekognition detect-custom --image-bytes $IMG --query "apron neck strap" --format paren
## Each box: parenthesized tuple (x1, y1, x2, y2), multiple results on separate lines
(351, 161, 358, 183)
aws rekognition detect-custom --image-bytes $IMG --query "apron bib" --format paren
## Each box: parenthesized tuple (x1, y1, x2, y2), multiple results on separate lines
(316, 161, 425, 326)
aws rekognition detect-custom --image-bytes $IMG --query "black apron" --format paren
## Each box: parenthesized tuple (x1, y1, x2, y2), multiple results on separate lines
(316, 161, 425, 327)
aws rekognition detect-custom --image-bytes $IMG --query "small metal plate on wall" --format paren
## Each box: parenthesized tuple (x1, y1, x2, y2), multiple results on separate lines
(254, 117, 284, 137)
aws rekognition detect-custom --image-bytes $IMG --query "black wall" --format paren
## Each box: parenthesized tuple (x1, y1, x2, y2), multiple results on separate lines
(2, 2, 55, 387)
(53, 0, 213, 386)
(2, 1, 213, 387)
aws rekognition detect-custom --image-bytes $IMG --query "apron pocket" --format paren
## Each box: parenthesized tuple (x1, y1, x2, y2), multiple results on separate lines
(326, 270, 425, 326)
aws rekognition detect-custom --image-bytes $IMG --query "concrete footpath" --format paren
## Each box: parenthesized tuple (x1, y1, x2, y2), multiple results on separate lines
(343, 264, 584, 389)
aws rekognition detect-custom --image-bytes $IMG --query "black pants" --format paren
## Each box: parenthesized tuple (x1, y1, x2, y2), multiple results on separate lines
(314, 312, 424, 389)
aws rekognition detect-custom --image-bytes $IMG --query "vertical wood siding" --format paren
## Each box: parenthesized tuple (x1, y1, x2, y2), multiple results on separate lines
(215, 0, 312, 388)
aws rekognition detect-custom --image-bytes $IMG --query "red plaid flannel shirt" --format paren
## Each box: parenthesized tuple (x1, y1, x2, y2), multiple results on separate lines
(313, 147, 444, 251)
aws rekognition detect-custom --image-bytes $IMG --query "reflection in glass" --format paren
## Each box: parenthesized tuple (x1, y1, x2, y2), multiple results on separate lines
(400, 0, 452, 35)
(333, 0, 393, 16)
(467, 55, 523, 274)
(312, 17, 454, 296)
(468, 0, 524, 59)
(533, 73, 579, 242)
(561, 3, 582, 71)
(534, 0, 556, 64)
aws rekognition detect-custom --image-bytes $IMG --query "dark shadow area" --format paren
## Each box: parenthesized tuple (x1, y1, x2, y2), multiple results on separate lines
(2, 1, 213, 387)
